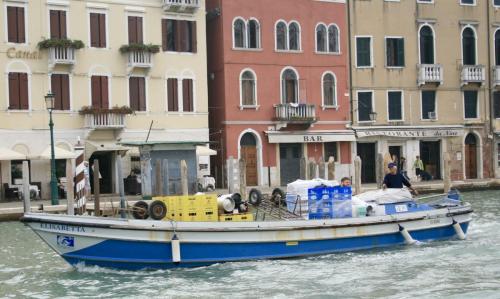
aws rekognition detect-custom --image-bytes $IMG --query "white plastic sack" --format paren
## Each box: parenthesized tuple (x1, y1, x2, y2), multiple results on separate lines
(353, 188, 413, 204)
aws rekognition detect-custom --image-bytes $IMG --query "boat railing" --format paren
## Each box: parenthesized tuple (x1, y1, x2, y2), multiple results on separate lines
(253, 193, 304, 221)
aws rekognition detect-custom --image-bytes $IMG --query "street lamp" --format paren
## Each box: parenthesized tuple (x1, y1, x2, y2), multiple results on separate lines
(45, 92, 58, 205)
(369, 111, 377, 122)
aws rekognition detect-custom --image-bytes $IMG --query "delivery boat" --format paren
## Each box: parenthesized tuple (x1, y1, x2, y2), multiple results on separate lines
(21, 187, 473, 270)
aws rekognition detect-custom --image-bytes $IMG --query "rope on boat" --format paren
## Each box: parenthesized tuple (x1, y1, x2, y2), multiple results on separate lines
(398, 224, 417, 245)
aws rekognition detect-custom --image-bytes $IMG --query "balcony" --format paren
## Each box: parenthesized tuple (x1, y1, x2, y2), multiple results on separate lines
(48, 47, 76, 70)
(162, 0, 200, 13)
(493, 66, 500, 87)
(461, 65, 485, 86)
(274, 104, 317, 127)
(127, 51, 153, 70)
(417, 64, 443, 86)
(84, 113, 125, 130)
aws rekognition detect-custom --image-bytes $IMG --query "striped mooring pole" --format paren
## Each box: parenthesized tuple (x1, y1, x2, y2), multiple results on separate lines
(74, 146, 87, 215)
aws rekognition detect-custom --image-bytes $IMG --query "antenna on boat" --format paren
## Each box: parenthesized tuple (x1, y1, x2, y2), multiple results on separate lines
(145, 120, 153, 143)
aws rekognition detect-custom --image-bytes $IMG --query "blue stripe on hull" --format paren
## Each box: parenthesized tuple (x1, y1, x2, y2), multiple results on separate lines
(63, 222, 469, 270)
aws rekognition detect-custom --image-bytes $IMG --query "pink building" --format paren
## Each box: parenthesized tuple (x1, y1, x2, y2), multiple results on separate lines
(206, 0, 354, 187)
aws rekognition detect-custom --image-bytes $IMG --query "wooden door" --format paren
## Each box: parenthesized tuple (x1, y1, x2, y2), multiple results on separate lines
(464, 134, 478, 179)
(357, 143, 376, 183)
(280, 143, 302, 186)
(241, 146, 257, 186)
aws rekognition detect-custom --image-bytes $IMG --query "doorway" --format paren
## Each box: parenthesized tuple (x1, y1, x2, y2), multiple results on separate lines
(240, 133, 258, 186)
(357, 142, 376, 183)
(420, 141, 441, 180)
(280, 143, 302, 186)
(89, 151, 114, 194)
(464, 133, 478, 179)
(389, 146, 402, 169)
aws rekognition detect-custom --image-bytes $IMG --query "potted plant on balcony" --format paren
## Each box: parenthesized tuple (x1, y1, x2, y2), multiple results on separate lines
(38, 38, 85, 50)
(78, 105, 134, 115)
(119, 43, 160, 54)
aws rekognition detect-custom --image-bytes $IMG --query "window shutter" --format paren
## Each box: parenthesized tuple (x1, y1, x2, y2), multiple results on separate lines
(17, 7, 25, 43)
(183, 79, 193, 112)
(137, 17, 143, 44)
(190, 21, 197, 53)
(494, 92, 500, 118)
(129, 77, 138, 110)
(138, 77, 146, 111)
(8, 73, 19, 109)
(167, 78, 178, 111)
(161, 19, 168, 51)
(51, 74, 62, 110)
(397, 39, 405, 66)
(7, 7, 17, 43)
(128, 16, 137, 44)
(101, 76, 109, 108)
(91, 76, 100, 108)
(61, 74, 70, 110)
(178, 20, 187, 52)
(99, 14, 106, 47)
(50, 10, 60, 39)
(90, 13, 99, 47)
(19, 73, 29, 110)
(60, 11, 67, 39)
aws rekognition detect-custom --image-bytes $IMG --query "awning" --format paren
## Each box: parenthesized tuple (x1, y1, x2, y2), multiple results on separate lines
(196, 146, 217, 156)
(85, 141, 129, 158)
(0, 148, 26, 160)
(266, 130, 356, 144)
(34, 146, 77, 160)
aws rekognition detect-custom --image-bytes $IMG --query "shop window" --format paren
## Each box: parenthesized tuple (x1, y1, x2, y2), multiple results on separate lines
(324, 142, 338, 162)
(11, 160, 30, 185)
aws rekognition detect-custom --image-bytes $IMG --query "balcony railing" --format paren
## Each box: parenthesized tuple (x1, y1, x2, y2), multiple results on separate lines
(274, 104, 317, 123)
(48, 47, 76, 66)
(128, 51, 153, 69)
(418, 64, 443, 85)
(162, 0, 200, 12)
(84, 113, 125, 129)
(493, 66, 500, 87)
(461, 65, 485, 85)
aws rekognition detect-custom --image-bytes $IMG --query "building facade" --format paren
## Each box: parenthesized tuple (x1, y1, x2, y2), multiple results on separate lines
(207, 0, 353, 188)
(348, 0, 499, 183)
(0, 0, 209, 199)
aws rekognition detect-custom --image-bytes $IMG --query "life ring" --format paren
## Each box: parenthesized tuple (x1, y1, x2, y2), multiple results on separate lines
(149, 200, 167, 220)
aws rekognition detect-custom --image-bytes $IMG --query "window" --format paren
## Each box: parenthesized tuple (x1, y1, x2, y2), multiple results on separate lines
(462, 27, 476, 65)
(182, 79, 194, 112)
(276, 21, 287, 50)
(324, 142, 338, 162)
(494, 91, 500, 118)
(497, 143, 500, 168)
(7, 6, 25, 43)
(128, 16, 143, 44)
(460, 0, 475, 5)
(51, 74, 70, 110)
(358, 91, 373, 122)
(281, 68, 298, 103)
(464, 90, 478, 119)
(90, 76, 109, 108)
(328, 25, 339, 53)
(55, 159, 66, 179)
(248, 19, 260, 49)
(421, 90, 436, 120)
(322, 73, 336, 107)
(386, 37, 405, 67)
(233, 18, 246, 48)
(316, 24, 327, 52)
(90, 13, 106, 48)
(387, 91, 403, 121)
(495, 30, 500, 66)
(8, 72, 29, 110)
(50, 10, 67, 39)
(356, 37, 372, 67)
(162, 19, 197, 53)
(288, 22, 300, 51)
(129, 77, 146, 111)
(167, 78, 178, 112)
(241, 70, 256, 106)
(495, 0, 500, 7)
(419, 25, 434, 64)
(11, 160, 30, 185)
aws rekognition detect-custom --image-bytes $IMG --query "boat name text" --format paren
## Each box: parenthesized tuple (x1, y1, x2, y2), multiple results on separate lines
(40, 223, 86, 232)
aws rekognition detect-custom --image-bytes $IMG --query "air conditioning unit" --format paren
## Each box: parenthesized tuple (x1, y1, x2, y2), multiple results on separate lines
(428, 111, 437, 120)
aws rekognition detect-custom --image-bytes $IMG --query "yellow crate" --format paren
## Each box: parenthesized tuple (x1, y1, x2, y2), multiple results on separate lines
(219, 213, 254, 222)
(153, 195, 220, 222)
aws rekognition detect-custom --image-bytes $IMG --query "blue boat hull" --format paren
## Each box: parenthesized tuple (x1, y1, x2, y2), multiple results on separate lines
(60, 222, 470, 270)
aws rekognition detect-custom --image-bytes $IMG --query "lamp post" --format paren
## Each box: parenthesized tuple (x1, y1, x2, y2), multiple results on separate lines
(369, 111, 378, 122)
(45, 92, 58, 205)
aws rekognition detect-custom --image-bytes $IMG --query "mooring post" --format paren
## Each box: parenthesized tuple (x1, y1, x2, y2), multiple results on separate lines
(327, 156, 335, 181)
(155, 159, 163, 196)
(66, 160, 75, 215)
(239, 158, 246, 200)
(117, 155, 126, 219)
(443, 152, 452, 193)
(93, 159, 100, 217)
(377, 153, 385, 188)
(180, 160, 189, 196)
(22, 161, 30, 213)
(354, 156, 362, 195)
(299, 157, 307, 180)
(319, 157, 325, 179)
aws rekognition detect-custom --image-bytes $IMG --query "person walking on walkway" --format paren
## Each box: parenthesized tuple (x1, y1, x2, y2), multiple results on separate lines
(413, 156, 424, 178)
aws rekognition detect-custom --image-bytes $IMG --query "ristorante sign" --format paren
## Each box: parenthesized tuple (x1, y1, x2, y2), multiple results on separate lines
(356, 129, 463, 138)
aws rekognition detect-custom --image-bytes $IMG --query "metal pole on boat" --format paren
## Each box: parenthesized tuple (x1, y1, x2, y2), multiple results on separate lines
(93, 159, 100, 217)
(180, 160, 188, 196)
(22, 161, 30, 213)
(239, 158, 246, 201)
(162, 159, 169, 195)
(155, 159, 163, 196)
(66, 160, 74, 215)
(354, 156, 362, 195)
(117, 155, 126, 219)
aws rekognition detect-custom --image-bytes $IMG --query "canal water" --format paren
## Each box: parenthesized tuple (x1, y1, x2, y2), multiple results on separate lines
(0, 191, 499, 298)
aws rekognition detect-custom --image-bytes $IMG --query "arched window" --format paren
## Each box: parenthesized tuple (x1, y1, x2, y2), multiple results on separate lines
(328, 25, 339, 53)
(241, 70, 256, 106)
(495, 30, 500, 66)
(316, 24, 327, 52)
(322, 73, 336, 107)
(462, 27, 476, 65)
(289, 22, 300, 51)
(248, 19, 260, 49)
(240, 132, 257, 146)
(276, 21, 287, 50)
(281, 68, 299, 103)
(233, 19, 246, 48)
(419, 25, 435, 64)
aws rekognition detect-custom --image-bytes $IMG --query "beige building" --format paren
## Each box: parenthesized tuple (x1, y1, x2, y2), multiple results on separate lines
(348, 0, 499, 183)
(0, 0, 208, 199)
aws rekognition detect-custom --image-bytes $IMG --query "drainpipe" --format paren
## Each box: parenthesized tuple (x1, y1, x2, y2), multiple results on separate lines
(487, 2, 494, 178)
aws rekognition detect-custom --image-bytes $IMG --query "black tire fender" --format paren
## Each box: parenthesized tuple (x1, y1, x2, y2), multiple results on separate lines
(248, 188, 263, 206)
(149, 200, 167, 220)
(132, 201, 150, 220)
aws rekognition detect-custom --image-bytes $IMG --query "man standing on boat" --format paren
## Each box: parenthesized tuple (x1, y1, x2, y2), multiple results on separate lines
(383, 163, 418, 195)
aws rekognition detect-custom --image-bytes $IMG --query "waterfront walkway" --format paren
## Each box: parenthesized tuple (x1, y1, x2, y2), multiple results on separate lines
(1, 178, 498, 222)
